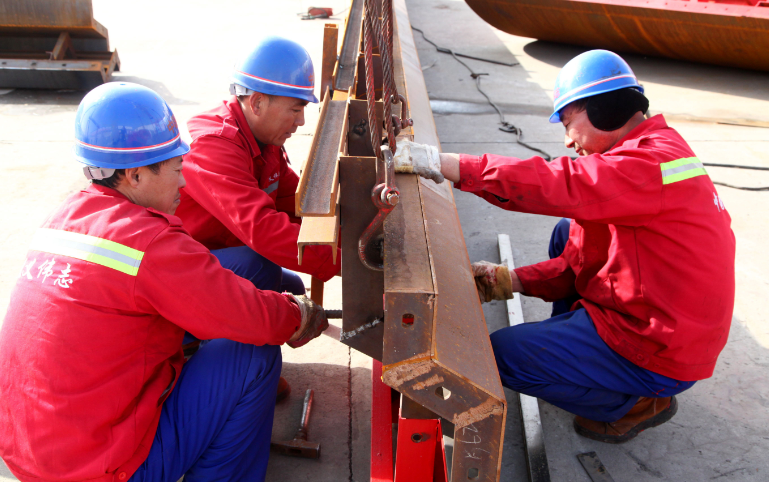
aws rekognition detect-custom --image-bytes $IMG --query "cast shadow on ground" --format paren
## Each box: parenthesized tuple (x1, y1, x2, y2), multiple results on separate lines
(523, 40, 769, 103)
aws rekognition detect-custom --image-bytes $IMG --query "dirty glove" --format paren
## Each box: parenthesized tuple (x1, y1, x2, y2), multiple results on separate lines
(393, 139, 445, 184)
(472, 261, 514, 303)
(287, 294, 329, 348)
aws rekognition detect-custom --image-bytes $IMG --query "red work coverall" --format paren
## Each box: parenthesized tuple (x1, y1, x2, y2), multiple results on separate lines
(176, 96, 340, 282)
(0, 185, 301, 482)
(456, 115, 735, 381)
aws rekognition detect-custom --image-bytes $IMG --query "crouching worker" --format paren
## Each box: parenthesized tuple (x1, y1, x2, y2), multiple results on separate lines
(394, 50, 735, 444)
(0, 83, 328, 482)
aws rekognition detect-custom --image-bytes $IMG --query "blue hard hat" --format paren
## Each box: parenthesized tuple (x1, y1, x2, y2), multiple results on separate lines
(74, 82, 189, 169)
(549, 50, 643, 123)
(231, 36, 318, 103)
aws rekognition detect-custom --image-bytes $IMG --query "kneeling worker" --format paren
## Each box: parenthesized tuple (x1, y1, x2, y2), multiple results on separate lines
(394, 50, 735, 443)
(0, 83, 327, 482)
(175, 36, 342, 398)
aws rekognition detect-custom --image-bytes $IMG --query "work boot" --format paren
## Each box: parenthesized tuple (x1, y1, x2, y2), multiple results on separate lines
(276, 377, 291, 403)
(574, 396, 677, 444)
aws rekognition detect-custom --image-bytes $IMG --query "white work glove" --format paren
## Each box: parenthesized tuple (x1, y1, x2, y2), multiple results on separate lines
(471, 261, 514, 303)
(393, 139, 444, 184)
(286, 294, 329, 348)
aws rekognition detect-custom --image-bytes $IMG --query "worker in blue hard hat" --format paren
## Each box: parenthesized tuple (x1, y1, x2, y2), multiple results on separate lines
(175, 36, 341, 400)
(0, 82, 328, 482)
(394, 50, 735, 444)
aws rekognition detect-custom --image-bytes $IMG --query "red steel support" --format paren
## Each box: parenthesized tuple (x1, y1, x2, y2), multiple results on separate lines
(372, 359, 448, 482)
(372, 360, 394, 482)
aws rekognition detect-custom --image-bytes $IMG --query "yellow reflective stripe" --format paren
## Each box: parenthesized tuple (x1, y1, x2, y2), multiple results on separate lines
(660, 157, 708, 185)
(29, 228, 144, 276)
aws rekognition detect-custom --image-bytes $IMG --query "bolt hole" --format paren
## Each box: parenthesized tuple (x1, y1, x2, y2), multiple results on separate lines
(467, 467, 480, 479)
(435, 386, 451, 400)
(411, 433, 422, 443)
(401, 313, 414, 327)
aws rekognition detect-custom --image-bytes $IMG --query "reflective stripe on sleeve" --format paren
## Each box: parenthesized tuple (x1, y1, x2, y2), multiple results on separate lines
(660, 157, 708, 185)
(263, 181, 279, 194)
(29, 228, 144, 276)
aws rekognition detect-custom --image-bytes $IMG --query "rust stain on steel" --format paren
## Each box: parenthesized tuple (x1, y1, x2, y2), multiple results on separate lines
(411, 374, 444, 391)
(381, 357, 433, 388)
(384, 174, 434, 293)
(464, 0, 769, 72)
(419, 183, 505, 401)
(452, 398, 505, 429)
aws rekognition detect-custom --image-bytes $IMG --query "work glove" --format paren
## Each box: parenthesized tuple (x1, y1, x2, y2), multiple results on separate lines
(393, 139, 445, 184)
(471, 261, 514, 303)
(287, 294, 329, 348)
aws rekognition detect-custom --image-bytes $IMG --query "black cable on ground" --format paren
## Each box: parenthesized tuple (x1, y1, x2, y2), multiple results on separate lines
(703, 163, 769, 171)
(704, 163, 769, 191)
(411, 26, 553, 161)
(712, 182, 769, 191)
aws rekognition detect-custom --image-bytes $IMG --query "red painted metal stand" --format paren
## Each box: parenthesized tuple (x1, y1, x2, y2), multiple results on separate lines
(371, 360, 448, 482)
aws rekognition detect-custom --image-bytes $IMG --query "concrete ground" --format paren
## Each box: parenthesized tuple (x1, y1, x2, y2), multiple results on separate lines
(0, 0, 767, 481)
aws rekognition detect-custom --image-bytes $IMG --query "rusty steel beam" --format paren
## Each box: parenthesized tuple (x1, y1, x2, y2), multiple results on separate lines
(297, 213, 339, 266)
(297, 1, 507, 480)
(0, 0, 118, 89)
(0, 0, 109, 39)
(320, 24, 339, 102)
(465, 0, 769, 72)
(334, 0, 364, 92)
(295, 87, 346, 217)
(378, 2, 507, 481)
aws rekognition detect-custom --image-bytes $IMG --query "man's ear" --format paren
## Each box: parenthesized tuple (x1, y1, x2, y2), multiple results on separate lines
(124, 167, 141, 187)
(249, 92, 267, 116)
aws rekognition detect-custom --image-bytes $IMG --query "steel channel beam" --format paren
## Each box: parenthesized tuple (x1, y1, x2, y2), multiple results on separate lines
(295, 90, 345, 217)
(379, 2, 507, 481)
(334, 0, 364, 92)
(498, 234, 551, 482)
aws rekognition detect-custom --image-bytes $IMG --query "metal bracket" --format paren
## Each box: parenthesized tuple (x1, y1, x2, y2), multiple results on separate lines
(358, 146, 400, 271)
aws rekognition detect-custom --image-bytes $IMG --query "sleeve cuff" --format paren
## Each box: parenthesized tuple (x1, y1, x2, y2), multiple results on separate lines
(453, 154, 484, 192)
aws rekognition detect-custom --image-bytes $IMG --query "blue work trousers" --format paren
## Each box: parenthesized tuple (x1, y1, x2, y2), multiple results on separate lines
(212, 245, 306, 295)
(129, 340, 282, 482)
(490, 219, 695, 422)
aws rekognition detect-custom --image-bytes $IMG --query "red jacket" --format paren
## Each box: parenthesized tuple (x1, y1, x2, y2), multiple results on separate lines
(0, 185, 301, 482)
(175, 97, 340, 282)
(456, 115, 735, 381)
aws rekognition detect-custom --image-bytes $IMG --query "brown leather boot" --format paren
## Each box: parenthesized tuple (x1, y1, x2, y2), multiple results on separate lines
(276, 377, 291, 403)
(574, 396, 677, 444)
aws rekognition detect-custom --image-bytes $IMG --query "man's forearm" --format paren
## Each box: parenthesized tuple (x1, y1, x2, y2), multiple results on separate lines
(439, 153, 460, 183)
(510, 268, 524, 293)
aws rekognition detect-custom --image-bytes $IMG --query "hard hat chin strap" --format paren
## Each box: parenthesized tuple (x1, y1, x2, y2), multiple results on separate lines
(83, 166, 116, 180)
